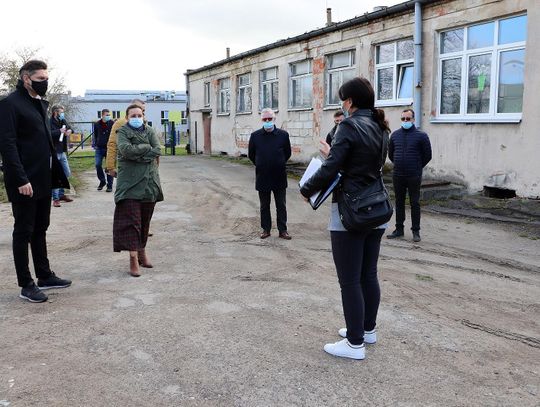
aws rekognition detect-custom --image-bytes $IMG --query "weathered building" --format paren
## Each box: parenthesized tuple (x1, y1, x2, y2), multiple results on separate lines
(185, 0, 539, 198)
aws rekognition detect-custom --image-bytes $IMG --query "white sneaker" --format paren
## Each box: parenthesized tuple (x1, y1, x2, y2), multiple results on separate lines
(323, 339, 365, 360)
(338, 328, 377, 344)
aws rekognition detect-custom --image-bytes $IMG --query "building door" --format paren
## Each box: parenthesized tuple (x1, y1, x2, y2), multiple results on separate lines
(203, 113, 211, 155)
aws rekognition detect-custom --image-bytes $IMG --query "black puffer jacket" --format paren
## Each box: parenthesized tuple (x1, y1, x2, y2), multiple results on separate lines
(388, 124, 431, 177)
(300, 109, 389, 199)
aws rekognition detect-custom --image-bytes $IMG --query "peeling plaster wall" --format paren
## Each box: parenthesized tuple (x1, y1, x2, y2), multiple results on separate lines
(187, 0, 539, 198)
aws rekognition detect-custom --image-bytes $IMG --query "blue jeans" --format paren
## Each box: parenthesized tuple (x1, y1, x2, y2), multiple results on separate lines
(52, 152, 71, 200)
(95, 147, 113, 188)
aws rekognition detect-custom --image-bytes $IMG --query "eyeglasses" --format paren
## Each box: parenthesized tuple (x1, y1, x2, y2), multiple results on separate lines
(262, 118, 273, 122)
(400, 117, 414, 122)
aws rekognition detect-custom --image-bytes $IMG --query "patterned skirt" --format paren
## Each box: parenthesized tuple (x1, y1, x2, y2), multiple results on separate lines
(113, 199, 155, 252)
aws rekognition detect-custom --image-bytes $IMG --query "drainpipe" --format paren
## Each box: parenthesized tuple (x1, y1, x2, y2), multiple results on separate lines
(185, 70, 192, 151)
(414, 1, 422, 128)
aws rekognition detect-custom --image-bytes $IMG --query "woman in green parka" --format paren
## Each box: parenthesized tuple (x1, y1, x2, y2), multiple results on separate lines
(113, 104, 163, 277)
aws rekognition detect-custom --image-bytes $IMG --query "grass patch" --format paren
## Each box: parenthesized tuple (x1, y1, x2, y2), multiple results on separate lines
(68, 153, 95, 190)
(161, 145, 188, 156)
(415, 274, 434, 282)
(0, 172, 7, 203)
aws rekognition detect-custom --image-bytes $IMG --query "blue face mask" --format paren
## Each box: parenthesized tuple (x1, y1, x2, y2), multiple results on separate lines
(129, 117, 144, 128)
(341, 102, 349, 118)
(262, 121, 274, 130)
(58, 112, 65, 120)
(401, 121, 413, 130)
(103, 115, 111, 122)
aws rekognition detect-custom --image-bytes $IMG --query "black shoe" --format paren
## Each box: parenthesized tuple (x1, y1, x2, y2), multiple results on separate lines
(413, 231, 421, 242)
(106, 187, 113, 192)
(387, 229, 404, 239)
(37, 272, 72, 290)
(97, 181, 106, 191)
(20, 282, 48, 303)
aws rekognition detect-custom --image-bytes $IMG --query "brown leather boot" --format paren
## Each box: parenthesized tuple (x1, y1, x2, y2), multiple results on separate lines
(129, 253, 141, 277)
(138, 249, 153, 268)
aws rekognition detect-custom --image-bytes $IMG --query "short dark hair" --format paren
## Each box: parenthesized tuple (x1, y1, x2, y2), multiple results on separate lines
(402, 108, 415, 118)
(126, 104, 143, 117)
(19, 60, 47, 79)
(333, 111, 344, 118)
(101, 109, 110, 114)
(338, 77, 389, 132)
(338, 77, 374, 110)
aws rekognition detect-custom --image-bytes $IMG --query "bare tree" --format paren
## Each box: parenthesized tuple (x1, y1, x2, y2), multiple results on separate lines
(0, 47, 79, 120)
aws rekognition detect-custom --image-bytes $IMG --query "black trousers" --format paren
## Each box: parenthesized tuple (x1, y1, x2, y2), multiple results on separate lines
(11, 197, 54, 287)
(393, 175, 422, 231)
(258, 189, 287, 232)
(331, 229, 385, 345)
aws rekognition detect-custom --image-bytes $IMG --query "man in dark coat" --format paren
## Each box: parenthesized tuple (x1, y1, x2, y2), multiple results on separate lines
(0, 60, 72, 302)
(92, 109, 114, 192)
(325, 110, 344, 146)
(248, 108, 292, 239)
(50, 104, 74, 206)
(387, 108, 432, 242)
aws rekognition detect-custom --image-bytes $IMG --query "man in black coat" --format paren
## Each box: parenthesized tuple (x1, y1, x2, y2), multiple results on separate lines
(325, 110, 345, 146)
(248, 108, 292, 240)
(92, 109, 114, 192)
(50, 105, 74, 206)
(387, 108, 432, 242)
(0, 60, 72, 303)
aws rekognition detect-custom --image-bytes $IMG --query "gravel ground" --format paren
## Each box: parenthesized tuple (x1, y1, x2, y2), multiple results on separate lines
(0, 155, 538, 407)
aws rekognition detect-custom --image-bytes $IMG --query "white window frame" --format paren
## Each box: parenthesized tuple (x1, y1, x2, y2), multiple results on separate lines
(236, 73, 252, 114)
(217, 77, 230, 115)
(375, 39, 414, 107)
(435, 15, 526, 123)
(289, 59, 313, 110)
(325, 50, 356, 106)
(203, 82, 210, 107)
(260, 67, 279, 111)
(161, 110, 169, 120)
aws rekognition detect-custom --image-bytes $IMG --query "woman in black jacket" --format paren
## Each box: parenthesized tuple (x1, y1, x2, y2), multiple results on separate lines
(300, 77, 390, 360)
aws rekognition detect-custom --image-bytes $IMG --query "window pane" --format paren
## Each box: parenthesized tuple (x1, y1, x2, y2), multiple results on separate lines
(398, 65, 414, 99)
(441, 29, 464, 54)
(262, 67, 277, 81)
(377, 67, 393, 100)
(271, 82, 279, 109)
(328, 72, 340, 105)
(467, 22, 494, 49)
(499, 15, 527, 44)
(301, 77, 312, 107)
(329, 51, 351, 69)
(342, 68, 355, 85)
(377, 43, 394, 64)
(397, 40, 414, 60)
(292, 60, 310, 75)
(238, 74, 250, 86)
(467, 54, 491, 114)
(262, 84, 270, 108)
(498, 49, 525, 113)
(441, 58, 462, 114)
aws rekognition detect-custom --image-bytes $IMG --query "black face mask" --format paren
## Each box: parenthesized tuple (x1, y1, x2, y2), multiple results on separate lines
(31, 79, 48, 97)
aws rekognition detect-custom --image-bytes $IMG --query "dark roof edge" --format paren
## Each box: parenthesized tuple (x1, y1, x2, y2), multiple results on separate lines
(185, 0, 439, 77)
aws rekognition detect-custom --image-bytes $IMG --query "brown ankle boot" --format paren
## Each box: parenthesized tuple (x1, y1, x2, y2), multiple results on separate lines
(129, 254, 141, 277)
(138, 249, 153, 268)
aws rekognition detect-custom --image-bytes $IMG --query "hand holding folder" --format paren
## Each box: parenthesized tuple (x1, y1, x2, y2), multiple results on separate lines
(299, 157, 341, 210)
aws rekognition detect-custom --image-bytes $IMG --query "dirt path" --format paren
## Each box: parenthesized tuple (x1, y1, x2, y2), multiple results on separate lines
(1, 155, 538, 406)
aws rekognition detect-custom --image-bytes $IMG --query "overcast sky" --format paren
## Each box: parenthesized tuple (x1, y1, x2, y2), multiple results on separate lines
(0, 0, 403, 96)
